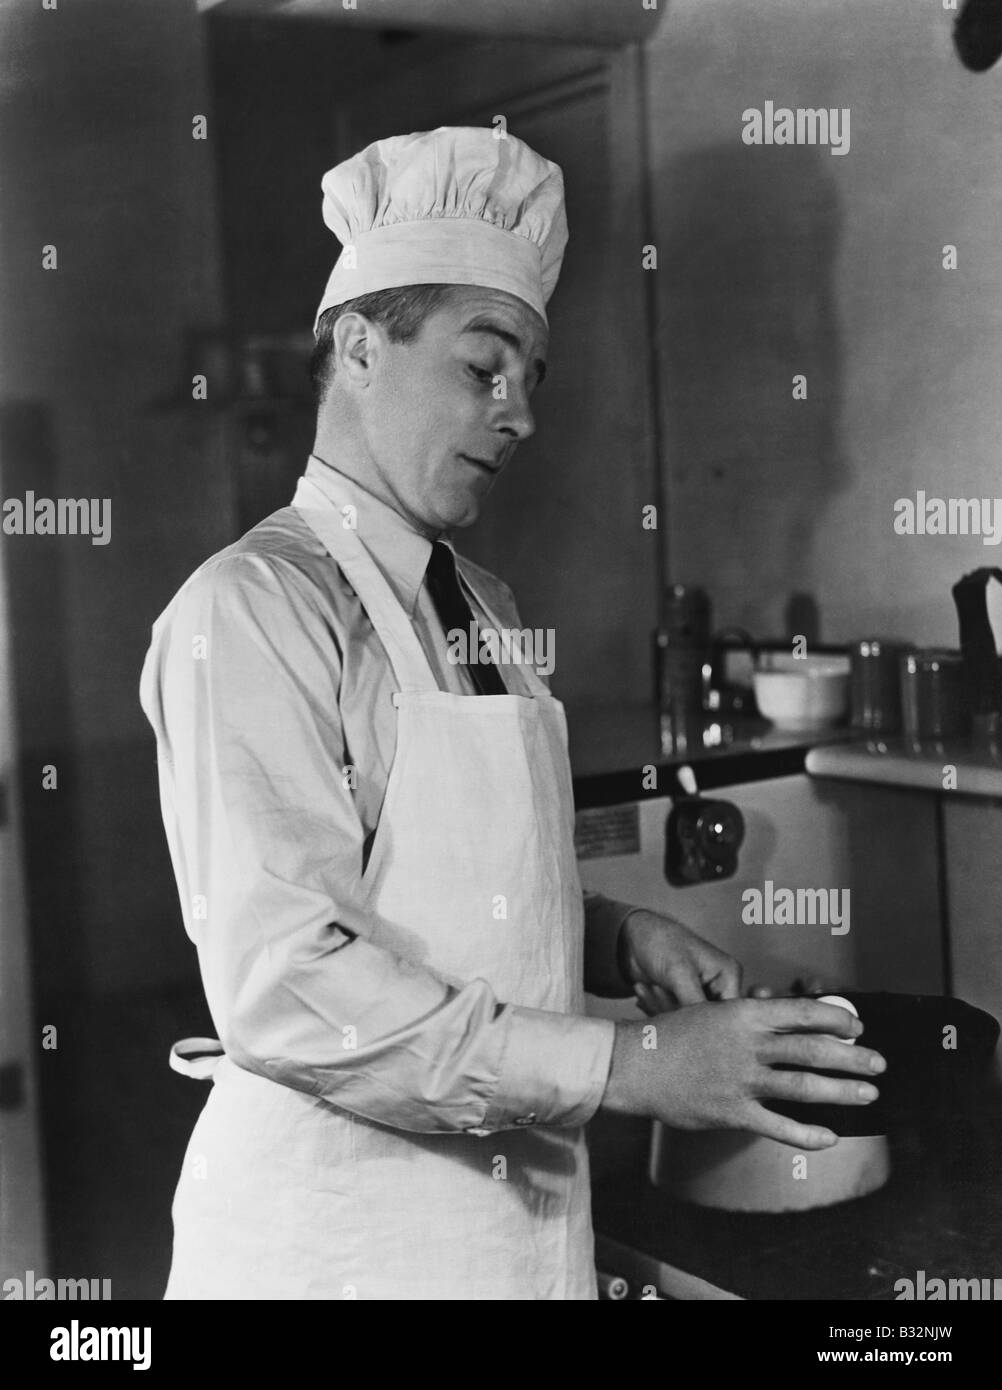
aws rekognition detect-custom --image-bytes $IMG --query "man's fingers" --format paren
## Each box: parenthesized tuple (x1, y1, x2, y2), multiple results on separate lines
(741, 1103, 838, 1151)
(708, 959, 742, 1001)
(633, 981, 659, 1016)
(758, 997, 863, 1039)
(664, 969, 707, 1008)
(761, 1033, 886, 1077)
(650, 984, 675, 1013)
(759, 1067, 880, 1108)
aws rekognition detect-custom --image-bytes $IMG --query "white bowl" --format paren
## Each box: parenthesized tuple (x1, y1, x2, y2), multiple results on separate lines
(753, 654, 850, 731)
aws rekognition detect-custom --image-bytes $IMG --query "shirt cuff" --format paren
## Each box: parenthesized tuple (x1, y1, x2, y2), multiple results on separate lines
(471, 1006, 616, 1136)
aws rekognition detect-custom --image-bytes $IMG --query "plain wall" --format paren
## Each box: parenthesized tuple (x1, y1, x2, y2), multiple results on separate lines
(0, 0, 228, 995)
(647, 0, 1002, 647)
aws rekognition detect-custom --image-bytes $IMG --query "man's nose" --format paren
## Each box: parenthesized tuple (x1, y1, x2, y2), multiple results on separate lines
(495, 381, 536, 443)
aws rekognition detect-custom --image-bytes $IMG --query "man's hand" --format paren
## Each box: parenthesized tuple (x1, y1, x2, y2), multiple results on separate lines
(602, 997, 887, 1150)
(618, 908, 742, 1010)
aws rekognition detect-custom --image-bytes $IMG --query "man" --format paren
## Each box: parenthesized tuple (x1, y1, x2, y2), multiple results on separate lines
(140, 127, 885, 1300)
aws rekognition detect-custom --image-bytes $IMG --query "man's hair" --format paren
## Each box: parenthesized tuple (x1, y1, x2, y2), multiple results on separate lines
(309, 284, 457, 402)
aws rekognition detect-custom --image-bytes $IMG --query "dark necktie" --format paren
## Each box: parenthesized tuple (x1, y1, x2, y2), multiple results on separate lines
(424, 541, 507, 696)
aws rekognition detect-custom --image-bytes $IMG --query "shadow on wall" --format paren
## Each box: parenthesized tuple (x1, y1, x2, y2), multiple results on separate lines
(659, 143, 851, 641)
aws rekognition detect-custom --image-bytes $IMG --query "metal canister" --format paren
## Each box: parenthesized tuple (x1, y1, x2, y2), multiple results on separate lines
(900, 649, 968, 741)
(849, 639, 906, 733)
(653, 586, 711, 731)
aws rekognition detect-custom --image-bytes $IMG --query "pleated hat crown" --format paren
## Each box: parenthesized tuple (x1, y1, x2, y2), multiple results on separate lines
(313, 126, 568, 334)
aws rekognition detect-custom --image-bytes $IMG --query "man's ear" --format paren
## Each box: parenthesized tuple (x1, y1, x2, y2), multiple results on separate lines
(332, 311, 382, 385)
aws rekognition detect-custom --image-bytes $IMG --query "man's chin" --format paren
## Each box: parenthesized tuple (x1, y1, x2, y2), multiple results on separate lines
(439, 489, 490, 530)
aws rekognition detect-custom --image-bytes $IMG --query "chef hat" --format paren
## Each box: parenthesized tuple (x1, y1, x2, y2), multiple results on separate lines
(313, 126, 568, 335)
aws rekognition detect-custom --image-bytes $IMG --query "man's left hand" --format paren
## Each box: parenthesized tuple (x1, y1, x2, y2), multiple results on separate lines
(618, 909, 742, 1013)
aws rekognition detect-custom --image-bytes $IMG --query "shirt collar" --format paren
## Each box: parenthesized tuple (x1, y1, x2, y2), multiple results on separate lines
(302, 455, 437, 618)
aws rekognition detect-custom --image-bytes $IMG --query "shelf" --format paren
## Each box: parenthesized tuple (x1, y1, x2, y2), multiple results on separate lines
(806, 735, 1002, 800)
(568, 702, 853, 809)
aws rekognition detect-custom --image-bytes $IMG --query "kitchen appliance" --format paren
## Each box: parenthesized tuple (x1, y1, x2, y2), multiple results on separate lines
(577, 733, 998, 1295)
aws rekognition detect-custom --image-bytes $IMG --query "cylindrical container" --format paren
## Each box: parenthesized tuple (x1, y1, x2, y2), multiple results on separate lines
(850, 639, 906, 733)
(972, 710, 1002, 757)
(900, 649, 968, 740)
(650, 991, 891, 1211)
(649, 1123, 890, 1212)
(653, 586, 711, 720)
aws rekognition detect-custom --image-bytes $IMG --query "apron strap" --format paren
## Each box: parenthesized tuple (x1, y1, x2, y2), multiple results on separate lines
(292, 476, 439, 694)
(294, 470, 553, 700)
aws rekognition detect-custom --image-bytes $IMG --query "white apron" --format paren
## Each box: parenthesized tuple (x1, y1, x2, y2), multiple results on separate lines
(164, 477, 597, 1300)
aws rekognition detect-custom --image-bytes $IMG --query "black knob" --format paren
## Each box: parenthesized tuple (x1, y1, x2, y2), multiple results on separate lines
(665, 797, 745, 885)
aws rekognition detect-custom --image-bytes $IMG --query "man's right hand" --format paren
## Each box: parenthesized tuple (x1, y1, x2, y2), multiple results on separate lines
(601, 997, 887, 1150)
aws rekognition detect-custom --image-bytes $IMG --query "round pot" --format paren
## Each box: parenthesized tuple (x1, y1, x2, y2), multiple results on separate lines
(649, 1122, 890, 1212)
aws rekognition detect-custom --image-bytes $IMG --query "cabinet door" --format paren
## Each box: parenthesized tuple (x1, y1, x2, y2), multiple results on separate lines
(944, 798, 1002, 1081)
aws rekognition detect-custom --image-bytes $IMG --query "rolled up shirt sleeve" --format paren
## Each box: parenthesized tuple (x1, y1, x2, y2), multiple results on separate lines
(140, 552, 615, 1136)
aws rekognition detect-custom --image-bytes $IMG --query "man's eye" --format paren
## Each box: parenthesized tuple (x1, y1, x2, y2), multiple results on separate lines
(468, 364, 495, 384)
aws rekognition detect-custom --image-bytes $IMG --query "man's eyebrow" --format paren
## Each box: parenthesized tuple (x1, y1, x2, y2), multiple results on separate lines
(461, 320, 547, 383)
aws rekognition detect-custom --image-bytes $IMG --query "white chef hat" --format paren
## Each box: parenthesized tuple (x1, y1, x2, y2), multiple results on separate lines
(313, 126, 568, 335)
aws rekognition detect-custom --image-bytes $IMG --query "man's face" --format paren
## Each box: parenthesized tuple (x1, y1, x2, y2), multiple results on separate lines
(358, 286, 548, 534)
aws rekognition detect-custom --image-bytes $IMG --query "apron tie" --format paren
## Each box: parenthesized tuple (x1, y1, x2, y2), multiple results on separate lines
(169, 1037, 225, 1081)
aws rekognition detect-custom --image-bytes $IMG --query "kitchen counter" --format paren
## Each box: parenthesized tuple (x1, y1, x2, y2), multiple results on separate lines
(807, 734, 1002, 800)
(589, 1107, 1002, 1300)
